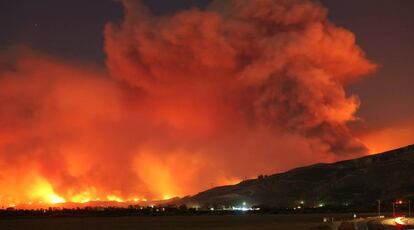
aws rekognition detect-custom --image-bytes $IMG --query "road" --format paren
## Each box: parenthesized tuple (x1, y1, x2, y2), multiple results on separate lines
(338, 217, 413, 230)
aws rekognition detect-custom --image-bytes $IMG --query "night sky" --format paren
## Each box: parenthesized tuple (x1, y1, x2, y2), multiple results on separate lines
(0, 0, 413, 205)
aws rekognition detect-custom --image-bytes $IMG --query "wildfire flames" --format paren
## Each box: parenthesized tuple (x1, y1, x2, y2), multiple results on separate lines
(0, 0, 378, 208)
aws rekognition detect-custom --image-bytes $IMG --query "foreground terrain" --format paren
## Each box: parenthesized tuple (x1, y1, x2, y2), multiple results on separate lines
(2, 213, 410, 229)
(0, 214, 340, 230)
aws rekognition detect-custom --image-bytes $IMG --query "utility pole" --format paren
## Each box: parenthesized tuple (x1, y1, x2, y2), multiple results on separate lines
(409, 200, 411, 217)
(378, 200, 381, 217)
(393, 202, 395, 217)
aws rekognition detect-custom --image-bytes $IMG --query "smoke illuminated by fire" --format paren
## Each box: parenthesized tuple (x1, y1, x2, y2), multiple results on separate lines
(359, 121, 414, 154)
(0, 0, 377, 207)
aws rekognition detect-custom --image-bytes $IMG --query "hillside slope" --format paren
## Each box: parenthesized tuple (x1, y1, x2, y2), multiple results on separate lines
(181, 145, 414, 208)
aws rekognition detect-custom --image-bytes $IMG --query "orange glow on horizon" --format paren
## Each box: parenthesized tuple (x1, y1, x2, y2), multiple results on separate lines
(359, 123, 414, 154)
(0, 175, 154, 207)
(218, 178, 242, 186)
(106, 195, 124, 203)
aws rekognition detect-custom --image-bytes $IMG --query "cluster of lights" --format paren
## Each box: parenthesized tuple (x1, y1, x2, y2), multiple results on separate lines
(294, 200, 305, 210)
(217, 202, 260, 212)
(232, 202, 250, 211)
(232, 206, 252, 211)
(291, 200, 328, 210)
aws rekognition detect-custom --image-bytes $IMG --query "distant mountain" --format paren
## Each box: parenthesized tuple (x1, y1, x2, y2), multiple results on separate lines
(180, 145, 414, 208)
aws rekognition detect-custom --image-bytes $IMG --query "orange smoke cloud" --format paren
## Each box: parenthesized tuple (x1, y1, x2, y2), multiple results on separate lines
(0, 0, 375, 207)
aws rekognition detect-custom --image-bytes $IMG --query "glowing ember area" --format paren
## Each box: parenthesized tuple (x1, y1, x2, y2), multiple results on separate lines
(0, 174, 152, 208)
(31, 178, 66, 204)
(0, 0, 378, 207)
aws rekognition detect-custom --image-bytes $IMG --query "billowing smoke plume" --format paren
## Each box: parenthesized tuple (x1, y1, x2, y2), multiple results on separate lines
(106, 0, 375, 155)
(0, 0, 375, 206)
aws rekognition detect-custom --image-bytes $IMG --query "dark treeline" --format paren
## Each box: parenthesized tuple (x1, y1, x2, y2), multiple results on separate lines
(0, 203, 393, 217)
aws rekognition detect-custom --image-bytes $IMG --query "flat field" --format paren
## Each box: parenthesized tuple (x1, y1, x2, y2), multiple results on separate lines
(0, 214, 352, 230)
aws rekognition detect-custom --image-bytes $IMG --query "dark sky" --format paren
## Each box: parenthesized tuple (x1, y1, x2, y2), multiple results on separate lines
(1, 0, 413, 150)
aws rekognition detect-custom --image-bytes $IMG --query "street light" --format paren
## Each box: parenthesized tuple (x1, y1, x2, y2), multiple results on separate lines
(393, 200, 403, 217)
